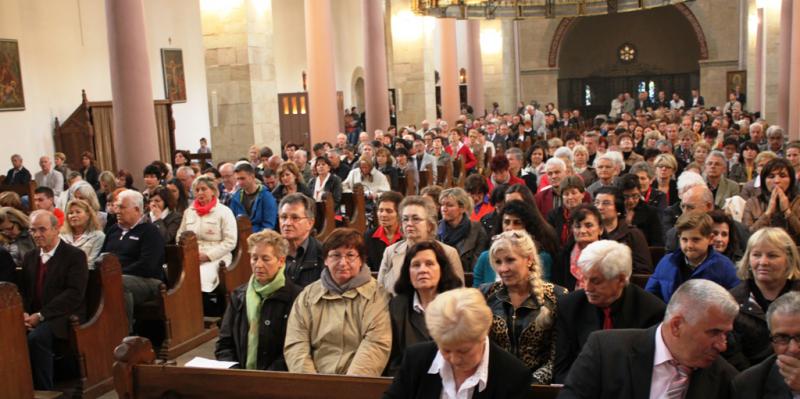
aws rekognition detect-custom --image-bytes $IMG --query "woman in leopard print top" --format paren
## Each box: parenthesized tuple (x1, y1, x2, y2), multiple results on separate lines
(480, 230, 567, 384)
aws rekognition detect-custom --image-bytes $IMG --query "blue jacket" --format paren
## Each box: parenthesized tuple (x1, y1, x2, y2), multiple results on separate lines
(229, 184, 277, 232)
(472, 249, 553, 287)
(645, 247, 740, 302)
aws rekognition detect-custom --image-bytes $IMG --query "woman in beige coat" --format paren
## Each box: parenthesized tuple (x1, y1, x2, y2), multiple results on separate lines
(742, 158, 800, 244)
(176, 175, 237, 292)
(284, 228, 391, 376)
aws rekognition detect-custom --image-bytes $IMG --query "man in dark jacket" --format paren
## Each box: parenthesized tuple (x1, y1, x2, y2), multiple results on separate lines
(279, 193, 324, 287)
(4, 153, 32, 185)
(19, 210, 88, 389)
(560, 279, 739, 399)
(102, 190, 165, 333)
(731, 292, 800, 398)
(554, 240, 665, 383)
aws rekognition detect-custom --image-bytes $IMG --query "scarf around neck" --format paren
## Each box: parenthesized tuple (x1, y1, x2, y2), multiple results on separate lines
(438, 213, 470, 247)
(320, 264, 372, 295)
(193, 196, 217, 217)
(245, 268, 286, 370)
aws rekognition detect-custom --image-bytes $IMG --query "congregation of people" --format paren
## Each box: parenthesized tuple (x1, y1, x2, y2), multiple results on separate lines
(3, 89, 800, 398)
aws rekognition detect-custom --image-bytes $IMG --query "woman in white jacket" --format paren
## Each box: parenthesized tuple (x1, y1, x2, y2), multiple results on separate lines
(342, 156, 391, 200)
(177, 175, 237, 292)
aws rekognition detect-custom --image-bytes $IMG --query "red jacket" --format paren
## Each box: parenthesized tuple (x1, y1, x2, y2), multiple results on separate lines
(446, 142, 477, 171)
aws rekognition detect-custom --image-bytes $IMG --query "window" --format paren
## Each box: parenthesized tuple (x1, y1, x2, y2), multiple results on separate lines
(584, 85, 592, 106)
(648, 81, 656, 101)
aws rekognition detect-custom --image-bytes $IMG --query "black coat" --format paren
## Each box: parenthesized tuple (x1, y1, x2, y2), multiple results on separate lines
(724, 279, 800, 371)
(215, 279, 301, 370)
(364, 227, 400, 272)
(553, 285, 666, 383)
(0, 246, 15, 282)
(603, 221, 653, 274)
(629, 201, 664, 247)
(559, 326, 737, 399)
(554, 238, 579, 291)
(81, 165, 100, 190)
(3, 166, 31, 185)
(383, 341, 533, 399)
(386, 293, 431, 376)
(284, 236, 324, 287)
(731, 355, 795, 399)
(18, 240, 88, 340)
(102, 222, 165, 281)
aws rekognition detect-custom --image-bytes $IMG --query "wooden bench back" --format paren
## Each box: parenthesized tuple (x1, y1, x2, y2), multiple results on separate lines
(0, 282, 34, 399)
(437, 162, 453, 188)
(418, 165, 432, 191)
(342, 184, 366, 233)
(70, 254, 128, 397)
(0, 180, 37, 212)
(113, 336, 561, 399)
(218, 216, 254, 303)
(315, 191, 336, 242)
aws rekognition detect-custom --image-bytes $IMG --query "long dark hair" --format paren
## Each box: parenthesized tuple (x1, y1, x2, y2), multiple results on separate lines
(759, 158, 797, 204)
(394, 240, 463, 296)
(708, 210, 738, 260)
(495, 199, 559, 255)
(166, 178, 189, 213)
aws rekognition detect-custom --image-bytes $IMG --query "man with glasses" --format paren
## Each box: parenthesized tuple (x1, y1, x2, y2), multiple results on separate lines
(704, 151, 740, 209)
(733, 292, 800, 397)
(279, 193, 324, 287)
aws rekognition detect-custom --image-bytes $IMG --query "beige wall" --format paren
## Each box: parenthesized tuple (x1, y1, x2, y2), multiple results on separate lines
(517, 17, 561, 107)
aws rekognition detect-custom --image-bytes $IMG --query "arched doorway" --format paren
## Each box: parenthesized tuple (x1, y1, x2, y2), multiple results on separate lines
(351, 66, 366, 113)
(555, 5, 703, 117)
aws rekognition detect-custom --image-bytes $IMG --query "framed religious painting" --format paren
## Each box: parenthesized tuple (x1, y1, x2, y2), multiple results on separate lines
(726, 70, 746, 97)
(161, 48, 187, 103)
(0, 39, 25, 111)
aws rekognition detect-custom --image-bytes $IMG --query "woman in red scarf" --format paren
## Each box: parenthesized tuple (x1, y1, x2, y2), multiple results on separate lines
(177, 175, 238, 296)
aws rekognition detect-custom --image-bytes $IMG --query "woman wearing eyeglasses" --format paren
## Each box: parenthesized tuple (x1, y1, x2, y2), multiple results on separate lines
(481, 230, 567, 384)
(377, 196, 464, 296)
(724, 227, 800, 371)
(285, 228, 392, 376)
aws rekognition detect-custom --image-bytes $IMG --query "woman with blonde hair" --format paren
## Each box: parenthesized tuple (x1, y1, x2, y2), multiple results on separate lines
(481, 230, 567, 384)
(724, 227, 800, 370)
(97, 170, 117, 211)
(437, 187, 488, 270)
(383, 287, 532, 398)
(176, 175, 237, 295)
(60, 199, 105, 266)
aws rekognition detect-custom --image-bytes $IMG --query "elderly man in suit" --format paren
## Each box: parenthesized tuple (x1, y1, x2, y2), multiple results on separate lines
(704, 151, 740, 209)
(554, 240, 666, 383)
(559, 279, 738, 399)
(19, 210, 88, 389)
(412, 138, 438, 183)
(732, 291, 800, 398)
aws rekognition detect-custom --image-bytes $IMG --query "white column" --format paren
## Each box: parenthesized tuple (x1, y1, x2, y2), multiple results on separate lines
(439, 18, 460, 126)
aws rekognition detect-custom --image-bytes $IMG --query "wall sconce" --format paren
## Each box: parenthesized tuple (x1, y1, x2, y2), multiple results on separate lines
(459, 68, 467, 84)
(480, 28, 502, 54)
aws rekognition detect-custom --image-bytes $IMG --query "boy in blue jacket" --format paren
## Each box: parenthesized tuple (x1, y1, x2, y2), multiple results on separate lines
(229, 163, 277, 232)
(646, 212, 739, 302)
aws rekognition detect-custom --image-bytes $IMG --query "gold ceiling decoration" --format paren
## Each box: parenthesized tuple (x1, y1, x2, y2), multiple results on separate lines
(412, 0, 690, 19)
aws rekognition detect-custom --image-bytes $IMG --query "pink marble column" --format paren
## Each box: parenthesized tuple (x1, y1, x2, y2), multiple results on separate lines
(304, 0, 340, 145)
(779, 0, 792, 129)
(790, 0, 800, 139)
(754, 7, 765, 114)
(105, 0, 159, 186)
(362, 0, 390, 134)
(466, 20, 485, 118)
(439, 18, 460, 126)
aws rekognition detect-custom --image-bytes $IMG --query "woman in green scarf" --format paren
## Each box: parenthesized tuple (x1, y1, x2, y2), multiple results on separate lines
(215, 229, 302, 370)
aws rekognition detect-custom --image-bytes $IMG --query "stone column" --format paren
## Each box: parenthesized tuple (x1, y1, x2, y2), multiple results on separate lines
(779, 0, 793, 130)
(304, 0, 340, 145)
(466, 20, 485, 118)
(790, 0, 800, 139)
(754, 7, 765, 114)
(439, 18, 460, 126)
(363, 0, 390, 134)
(202, 0, 280, 162)
(105, 0, 159, 186)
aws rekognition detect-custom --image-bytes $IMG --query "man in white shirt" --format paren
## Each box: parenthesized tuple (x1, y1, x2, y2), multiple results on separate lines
(559, 279, 738, 399)
(34, 156, 64, 197)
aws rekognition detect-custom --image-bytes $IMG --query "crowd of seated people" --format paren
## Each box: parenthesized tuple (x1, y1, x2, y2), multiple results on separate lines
(2, 94, 800, 397)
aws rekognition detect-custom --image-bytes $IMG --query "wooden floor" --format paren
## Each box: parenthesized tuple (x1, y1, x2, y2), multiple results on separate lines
(97, 337, 219, 399)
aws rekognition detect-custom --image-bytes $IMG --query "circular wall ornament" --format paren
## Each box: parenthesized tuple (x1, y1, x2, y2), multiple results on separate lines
(618, 43, 636, 63)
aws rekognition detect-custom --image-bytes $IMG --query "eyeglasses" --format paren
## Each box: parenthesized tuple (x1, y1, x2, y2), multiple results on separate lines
(279, 214, 309, 223)
(769, 334, 800, 345)
(327, 252, 360, 263)
(401, 216, 425, 225)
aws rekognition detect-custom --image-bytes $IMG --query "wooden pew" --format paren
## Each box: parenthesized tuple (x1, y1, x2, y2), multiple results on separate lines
(0, 180, 37, 212)
(68, 254, 128, 398)
(342, 184, 366, 233)
(649, 246, 666, 264)
(630, 274, 652, 289)
(397, 173, 416, 196)
(453, 157, 465, 188)
(113, 336, 562, 399)
(0, 282, 63, 399)
(217, 216, 253, 305)
(418, 165, 432, 191)
(135, 231, 218, 360)
(437, 162, 453, 188)
(314, 192, 336, 242)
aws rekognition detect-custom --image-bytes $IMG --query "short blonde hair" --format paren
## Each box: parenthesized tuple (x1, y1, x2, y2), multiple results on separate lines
(654, 153, 678, 170)
(754, 151, 778, 167)
(439, 187, 474, 213)
(247, 229, 289, 259)
(737, 227, 800, 281)
(61, 199, 101, 234)
(191, 175, 219, 196)
(0, 206, 29, 229)
(425, 288, 492, 346)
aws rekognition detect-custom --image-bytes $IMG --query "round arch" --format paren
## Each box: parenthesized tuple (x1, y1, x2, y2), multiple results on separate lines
(351, 66, 366, 112)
